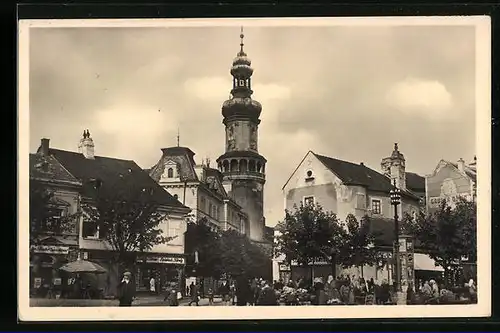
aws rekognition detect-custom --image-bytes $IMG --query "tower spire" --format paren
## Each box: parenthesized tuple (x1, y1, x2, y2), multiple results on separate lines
(177, 128, 180, 147)
(239, 26, 245, 54)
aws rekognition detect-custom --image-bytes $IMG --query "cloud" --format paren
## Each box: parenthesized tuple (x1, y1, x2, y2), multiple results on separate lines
(385, 77, 454, 118)
(184, 76, 229, 102)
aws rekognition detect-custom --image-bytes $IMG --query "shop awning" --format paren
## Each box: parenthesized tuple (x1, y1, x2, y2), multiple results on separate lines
(414, 253, 444, 272)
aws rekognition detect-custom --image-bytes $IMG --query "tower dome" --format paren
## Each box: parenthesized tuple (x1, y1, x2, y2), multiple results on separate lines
(222, 27, 261, 122)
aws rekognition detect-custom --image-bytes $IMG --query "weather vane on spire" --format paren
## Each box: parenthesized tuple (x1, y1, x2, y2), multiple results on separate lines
(240, 26, 245, 53)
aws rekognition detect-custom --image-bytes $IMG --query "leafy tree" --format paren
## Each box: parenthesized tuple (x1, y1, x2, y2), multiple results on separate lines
(184, 217, 271, 280)
(412, 197, 477, 283)
(29, 178, 80, 243)
(184, 216, 223, 278)
(274, 203, 345, 279)
(84, 182, 175, 271)
(339, 214, 379, 271)
(219, 229, 271, 280)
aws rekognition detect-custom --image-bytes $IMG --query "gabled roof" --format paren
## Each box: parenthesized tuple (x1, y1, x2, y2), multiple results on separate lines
(30, 153, 81, 186)
(406, 172, 425, 193)
(45, 148, 188, 210)
(313, 153, 419, 199)
(429, 159, 477, 183)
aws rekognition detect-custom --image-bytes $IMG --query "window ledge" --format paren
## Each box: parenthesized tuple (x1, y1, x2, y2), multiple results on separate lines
(305, 177, 315, 182)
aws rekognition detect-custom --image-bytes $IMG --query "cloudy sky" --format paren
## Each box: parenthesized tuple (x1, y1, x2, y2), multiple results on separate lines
(29, 23, 477, 227)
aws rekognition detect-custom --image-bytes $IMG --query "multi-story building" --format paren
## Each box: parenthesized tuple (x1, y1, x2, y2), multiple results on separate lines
(29, 147, 82, 297)
(425, 156, 477, 213)
(34, 132, 191, 296)
(148, 147, 249, 233)
(275, 143, 441, 284)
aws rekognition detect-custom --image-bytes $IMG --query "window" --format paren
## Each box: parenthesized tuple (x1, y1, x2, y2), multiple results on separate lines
(167, 168, 174, 178)
(168, 227, 179, 239)
(306, 170, 313, 177)
(200, 197, 206, 212)
(356, 194, 366, 210)
(173, 194, 179, 200)
(41, 208, 65, 234)
(303, 196, 315, 206)
(371, 199, 381, 215)
(411, 210, 417, 221)
(83, 220, 99, 239)
(239, 79, 245, 87)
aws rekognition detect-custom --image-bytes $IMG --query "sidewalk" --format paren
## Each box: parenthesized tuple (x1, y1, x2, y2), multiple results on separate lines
(30, 295, 225, 307)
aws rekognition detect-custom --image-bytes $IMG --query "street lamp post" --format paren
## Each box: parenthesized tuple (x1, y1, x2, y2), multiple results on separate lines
(390, 179, 402, 294)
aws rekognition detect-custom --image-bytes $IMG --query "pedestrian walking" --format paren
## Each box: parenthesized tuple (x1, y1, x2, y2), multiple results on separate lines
(149, 276, 156, 295)
(188, 282, 199, 306)
(164, 283, 179, 306)
(207, 288, 214, 305)
(219, 280, 230, 306)
(117, 271, 135, 306)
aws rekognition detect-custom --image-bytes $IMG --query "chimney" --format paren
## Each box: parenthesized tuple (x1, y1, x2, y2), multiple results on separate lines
(469, 155, 477, 168)
(40, 138, 50, 156)
(78, 129, 95, 159)
(360, 162, 364, 166)
(457, 158, 465, 173)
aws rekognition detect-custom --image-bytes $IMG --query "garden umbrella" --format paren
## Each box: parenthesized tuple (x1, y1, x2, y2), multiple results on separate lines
(58, 259, 107, 274)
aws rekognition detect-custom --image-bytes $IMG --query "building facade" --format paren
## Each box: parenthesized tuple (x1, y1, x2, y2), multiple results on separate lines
(29, 149, 82, 298)
(148, 146, 249, 234)
(215, 30, 267, 242)
(35, 133, 191, 296)
(276, 144, 438, 284)
(425, 156, 477, 213)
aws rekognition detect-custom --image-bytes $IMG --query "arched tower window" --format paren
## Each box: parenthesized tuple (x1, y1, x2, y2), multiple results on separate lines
(249, 160, 256, 172)
(240, 159, 248, 172)
(256, 162, 262, 173)
(223, 160, 229, 172)
(167, 168, 174, 178)
(230, 159, 238, 172)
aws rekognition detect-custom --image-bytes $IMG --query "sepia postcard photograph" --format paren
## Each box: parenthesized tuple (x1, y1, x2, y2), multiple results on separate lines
(18, 16, 491, 321)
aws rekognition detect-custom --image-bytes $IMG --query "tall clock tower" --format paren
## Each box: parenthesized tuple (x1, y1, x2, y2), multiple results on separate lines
(216, 28, 266, 242)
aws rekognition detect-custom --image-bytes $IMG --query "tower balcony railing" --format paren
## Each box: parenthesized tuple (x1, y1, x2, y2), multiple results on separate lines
(222, 170, 265, 179)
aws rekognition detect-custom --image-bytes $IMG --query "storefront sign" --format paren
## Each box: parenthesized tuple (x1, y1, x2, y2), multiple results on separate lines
(53, 277, 62, 286)
(429, 194, 470, 208)
(138, 256, 185, 265)
(30, 245, 69, 255)
(290, 259, 329, 266)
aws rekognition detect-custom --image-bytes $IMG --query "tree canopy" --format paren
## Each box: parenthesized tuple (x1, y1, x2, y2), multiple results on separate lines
(412, 197, 477, 272)
(274, 203, 378, 272)
(29, 178, 80, 242)
(184, 217, 271, 280)
(84, 185, 175, 268)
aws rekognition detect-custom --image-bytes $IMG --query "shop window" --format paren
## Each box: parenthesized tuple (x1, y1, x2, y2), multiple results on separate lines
(371, 199, 381, 215)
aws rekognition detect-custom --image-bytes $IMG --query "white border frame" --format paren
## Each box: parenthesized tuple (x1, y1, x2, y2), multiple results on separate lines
(18, 16, 491, 321)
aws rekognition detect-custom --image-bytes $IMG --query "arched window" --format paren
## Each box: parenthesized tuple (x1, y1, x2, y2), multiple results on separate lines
(167, 168, 174, 178)
(239, 79, 245, 87)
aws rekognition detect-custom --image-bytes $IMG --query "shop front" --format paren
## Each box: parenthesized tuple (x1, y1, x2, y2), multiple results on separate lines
(29, 241, 79, 298)
(135, 253, 186, 294)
